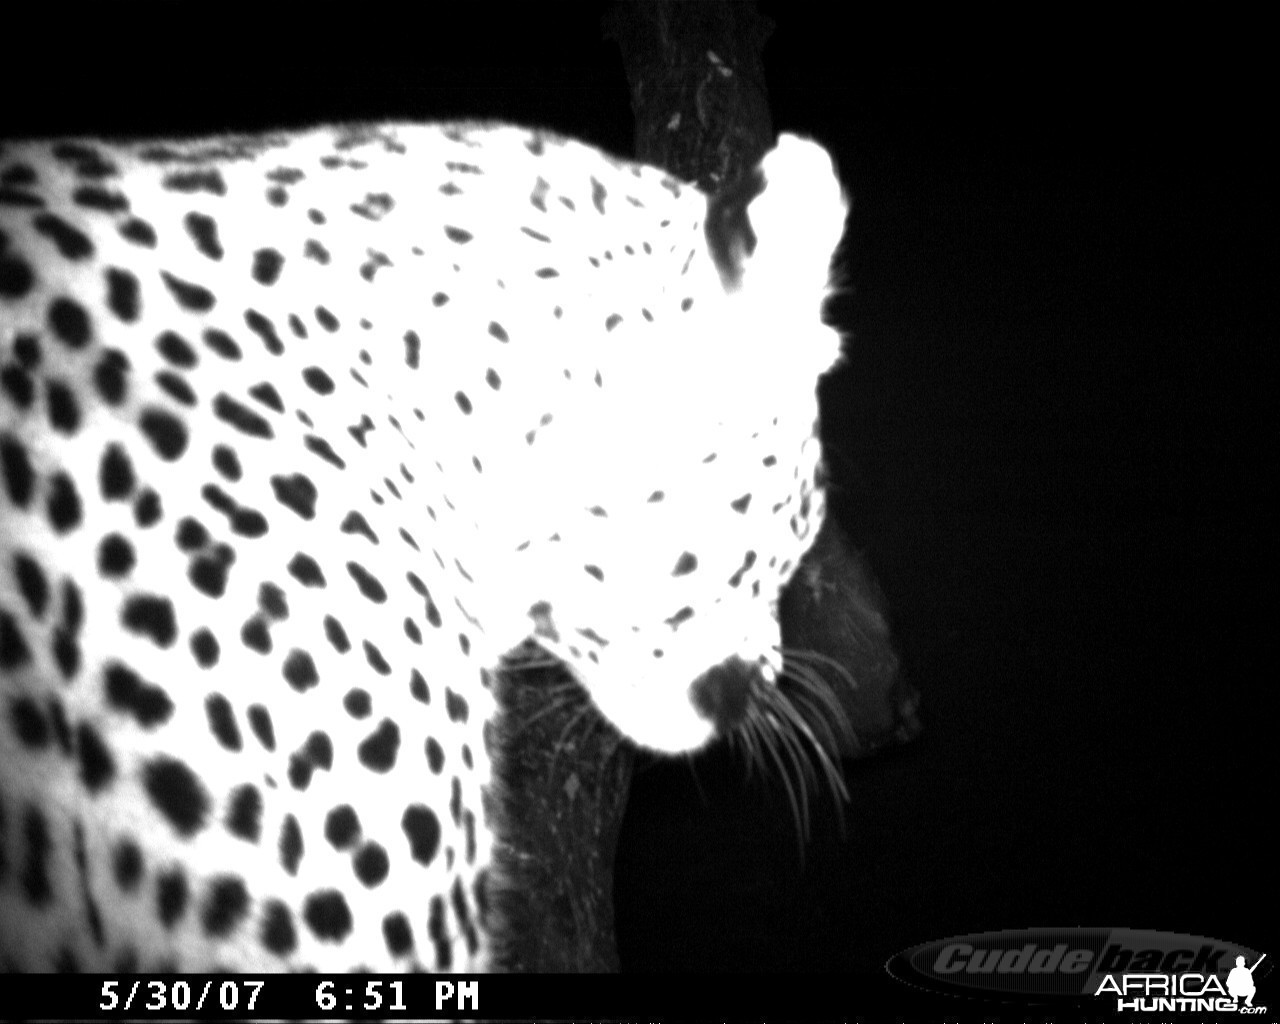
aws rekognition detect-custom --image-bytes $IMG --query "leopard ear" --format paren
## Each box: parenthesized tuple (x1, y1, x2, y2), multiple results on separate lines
(750, 134, 848, 296)
(703, 134, 848, 295)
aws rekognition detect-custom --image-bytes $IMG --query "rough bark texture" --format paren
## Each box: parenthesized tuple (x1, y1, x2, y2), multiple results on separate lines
(779, 515, 922, 758)
(605, 0, 776, 185)
(485, 645, 629, 972)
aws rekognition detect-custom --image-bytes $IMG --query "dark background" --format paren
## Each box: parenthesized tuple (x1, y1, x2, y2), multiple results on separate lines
(9, 0, 1269, 1002)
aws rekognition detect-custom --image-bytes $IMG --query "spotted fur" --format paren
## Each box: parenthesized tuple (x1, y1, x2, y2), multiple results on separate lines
(0, 123, 846, 971)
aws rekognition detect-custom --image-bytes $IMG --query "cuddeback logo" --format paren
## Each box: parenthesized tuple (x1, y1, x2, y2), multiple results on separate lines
(886, 928, 1269, 1010)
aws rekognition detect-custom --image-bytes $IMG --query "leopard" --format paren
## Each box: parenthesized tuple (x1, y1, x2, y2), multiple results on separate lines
(0, 122, 848, 972)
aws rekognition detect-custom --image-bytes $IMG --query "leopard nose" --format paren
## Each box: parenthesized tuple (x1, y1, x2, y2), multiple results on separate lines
(689, 655, 761, 735)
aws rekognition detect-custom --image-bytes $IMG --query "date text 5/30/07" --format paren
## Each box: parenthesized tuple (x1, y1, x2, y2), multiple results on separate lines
(100, 979, 265, 1014)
